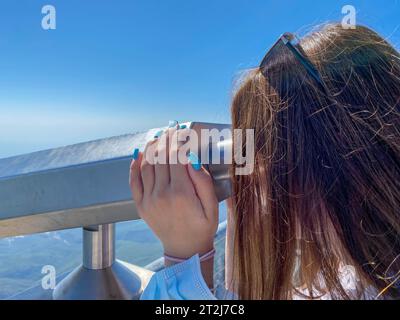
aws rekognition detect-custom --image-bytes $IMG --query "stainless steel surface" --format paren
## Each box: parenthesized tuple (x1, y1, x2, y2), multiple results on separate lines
(0, 200, 135, 239)
(7, 261, 154, 300)
(53, 222, 149, 300)
(83, 224, 115, 269)
(0, 122, 231, 238)
(0, 129, 161, 238)
(52, 260, 153, 300)
(207, 140, 233, 201)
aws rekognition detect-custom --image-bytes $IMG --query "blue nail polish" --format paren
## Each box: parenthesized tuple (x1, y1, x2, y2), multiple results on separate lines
(179, 124, 187, 129)
(187, 152, 201, 171)
(133, 148, 139, 160)
(168, 120, 178, 128)
(154, 130, 163, 138)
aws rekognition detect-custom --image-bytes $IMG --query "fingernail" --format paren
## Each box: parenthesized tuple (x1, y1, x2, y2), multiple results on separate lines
(154, 130, 163, 139)
(179, 124, 187, 129)
(133, 148, 139, 160)
(168, 120, 178, 128)
(187, 152, 201, 171)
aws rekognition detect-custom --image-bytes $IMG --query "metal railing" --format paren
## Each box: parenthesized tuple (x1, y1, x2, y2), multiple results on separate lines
(0, 122, 230, 299)
(6, 221, 227, 300)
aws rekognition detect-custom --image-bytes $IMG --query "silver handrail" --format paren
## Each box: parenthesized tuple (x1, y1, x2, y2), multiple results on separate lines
(0, 121, 231, 238)
(0, 130, 157, 238)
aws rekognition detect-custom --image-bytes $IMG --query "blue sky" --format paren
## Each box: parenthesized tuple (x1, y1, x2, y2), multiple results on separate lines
(0, 0, 399, 158)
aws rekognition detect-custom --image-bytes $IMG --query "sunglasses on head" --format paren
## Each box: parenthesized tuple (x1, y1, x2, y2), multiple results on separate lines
(259, 32, 327, 94)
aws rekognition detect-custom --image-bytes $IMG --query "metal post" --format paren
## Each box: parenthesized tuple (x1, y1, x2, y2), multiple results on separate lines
(83, 224, 115, 269)
(53, 223, 153, 300)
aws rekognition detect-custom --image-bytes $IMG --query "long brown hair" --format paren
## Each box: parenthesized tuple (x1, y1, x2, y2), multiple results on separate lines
(230, 23, 400, 299)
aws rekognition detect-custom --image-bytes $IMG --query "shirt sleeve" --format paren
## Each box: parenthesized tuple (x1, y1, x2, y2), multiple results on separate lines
(140, 254, 217, 300)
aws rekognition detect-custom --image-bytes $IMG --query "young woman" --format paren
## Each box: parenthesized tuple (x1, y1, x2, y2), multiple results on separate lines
(129, 23, 400, 299)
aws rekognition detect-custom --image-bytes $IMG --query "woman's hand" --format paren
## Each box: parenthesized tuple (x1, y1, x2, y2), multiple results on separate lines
(129, 125, 219, 260)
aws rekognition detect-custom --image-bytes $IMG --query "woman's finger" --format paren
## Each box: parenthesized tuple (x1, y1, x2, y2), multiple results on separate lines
(129, 150, 144, 204)
(153, 131, 170, 193)
(187, 153, 218, 220)
(141, 139, 157, 197)
(169, 127, 192, 188)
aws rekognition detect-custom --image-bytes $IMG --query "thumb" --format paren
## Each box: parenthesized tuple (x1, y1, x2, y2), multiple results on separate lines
(187, 152, 218, 220)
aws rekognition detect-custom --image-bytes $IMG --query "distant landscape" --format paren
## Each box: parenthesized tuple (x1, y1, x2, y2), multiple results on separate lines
(0, 204, 226, 299)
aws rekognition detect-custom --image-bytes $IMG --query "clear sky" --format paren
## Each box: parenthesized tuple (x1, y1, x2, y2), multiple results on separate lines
(0, 0, 399, 158)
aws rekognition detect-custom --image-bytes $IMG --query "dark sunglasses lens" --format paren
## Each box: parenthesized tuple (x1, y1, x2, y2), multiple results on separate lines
(259, 40, 287, 76)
